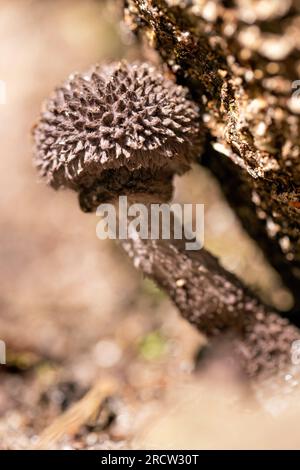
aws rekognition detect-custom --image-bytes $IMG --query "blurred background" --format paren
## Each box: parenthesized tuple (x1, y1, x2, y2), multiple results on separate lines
(0, 0, 298, 450)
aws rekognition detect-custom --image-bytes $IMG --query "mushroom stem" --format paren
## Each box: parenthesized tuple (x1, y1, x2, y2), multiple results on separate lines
(116, 203, 300, 378)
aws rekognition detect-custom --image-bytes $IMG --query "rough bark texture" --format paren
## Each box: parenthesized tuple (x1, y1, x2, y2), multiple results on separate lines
(121, 226, 299, 379)
(125, 0, 300, 315)
(201, 143, 300, 324)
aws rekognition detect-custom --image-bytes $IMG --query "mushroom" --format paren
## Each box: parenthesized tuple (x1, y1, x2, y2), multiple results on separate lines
(33, 61, 201, 210)
(33, 61, 300, 379)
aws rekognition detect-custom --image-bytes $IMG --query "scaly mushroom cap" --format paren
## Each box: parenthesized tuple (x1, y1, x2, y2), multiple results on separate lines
(33, 61, 202, 209)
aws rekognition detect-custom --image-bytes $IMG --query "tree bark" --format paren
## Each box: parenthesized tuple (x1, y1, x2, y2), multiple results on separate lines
(124, 0, 300, 316)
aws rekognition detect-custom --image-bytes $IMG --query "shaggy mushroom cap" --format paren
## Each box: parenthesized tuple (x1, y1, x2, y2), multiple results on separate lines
(33, 61, 202, 210)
